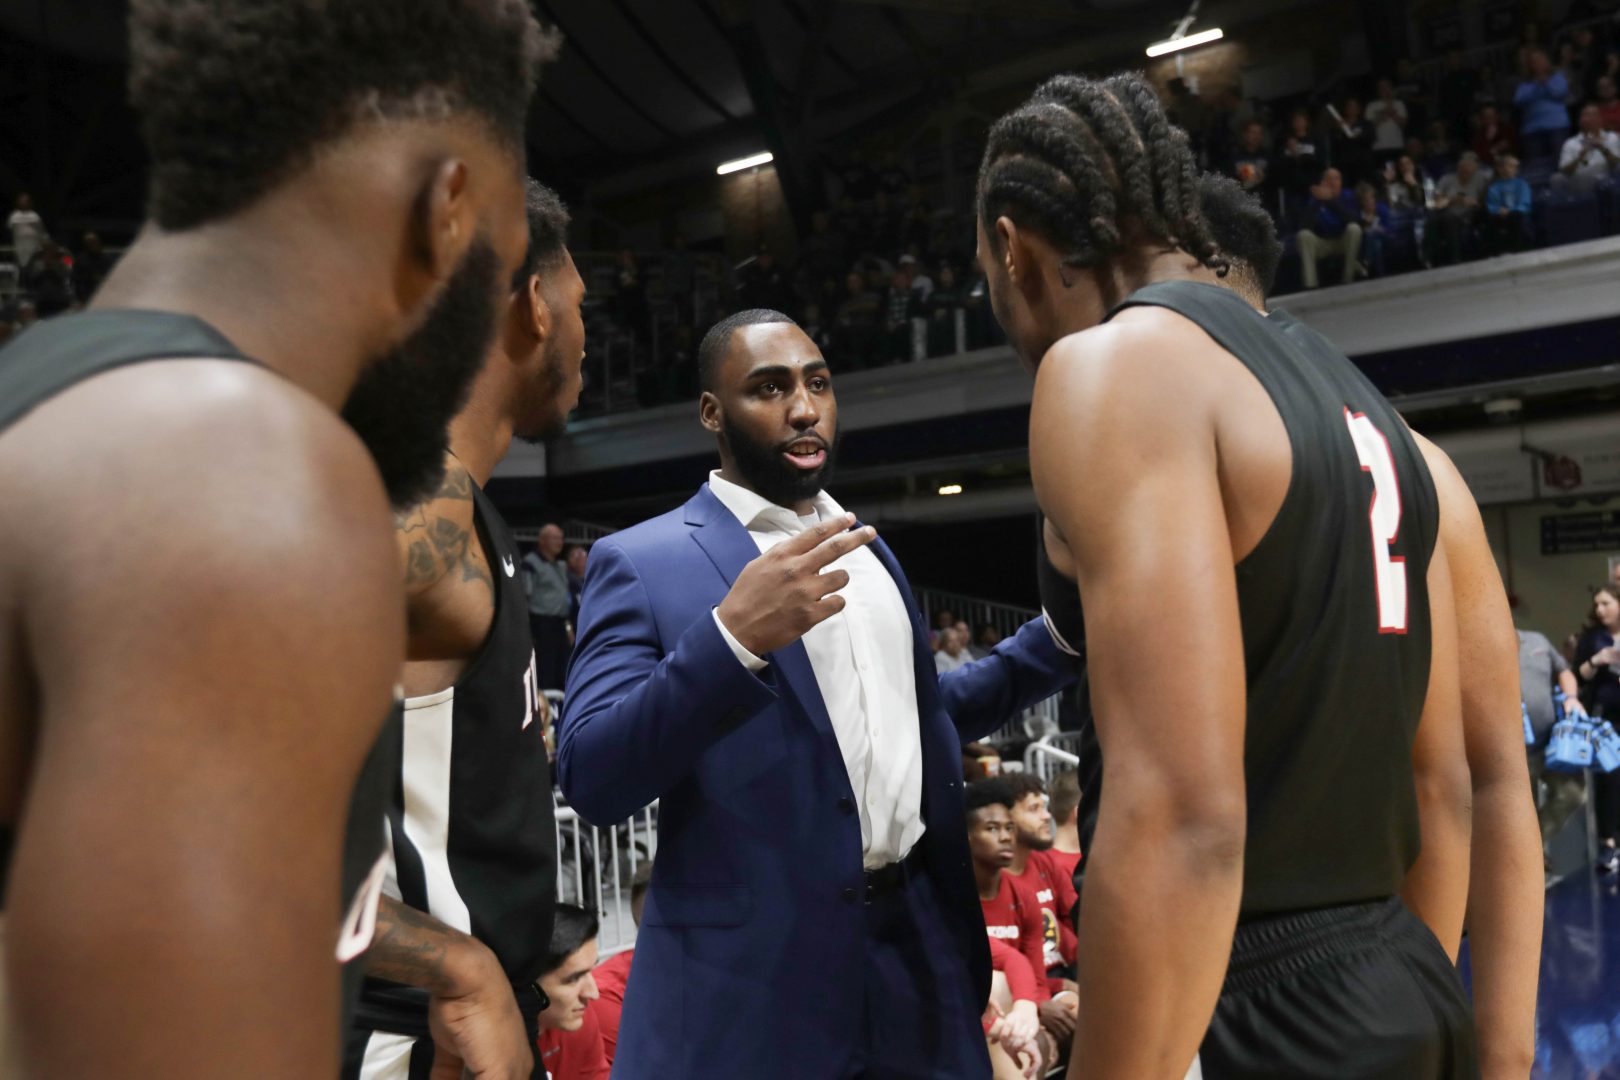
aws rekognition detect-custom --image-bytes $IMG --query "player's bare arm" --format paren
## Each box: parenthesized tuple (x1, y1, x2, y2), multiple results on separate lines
(396, 457, 497, 667)
(1401, 530, 1472, 951)
(1, 365, 401, 1078)
(1033, 320, 1248, 1079)
(1418, 434, 1541, 1080)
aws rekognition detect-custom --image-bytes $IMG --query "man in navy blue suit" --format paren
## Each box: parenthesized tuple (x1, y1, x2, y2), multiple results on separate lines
(557, 309, 1077, 1079)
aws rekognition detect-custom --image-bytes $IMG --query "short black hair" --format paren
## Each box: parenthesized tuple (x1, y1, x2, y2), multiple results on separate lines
(1197, 172, 1281, 299)
(1002, 772, 1047, 804)
(978, 71, 1224, 275)
(539, 904, 599, 976)
(697, 309, 798, 393)
(129, 0, 558, 229)
(512, 178, 572, 290)
(965, 777, 1017, 821)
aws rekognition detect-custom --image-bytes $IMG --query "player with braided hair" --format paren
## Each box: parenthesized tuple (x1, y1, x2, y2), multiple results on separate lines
(981, 73, 1480, 1079)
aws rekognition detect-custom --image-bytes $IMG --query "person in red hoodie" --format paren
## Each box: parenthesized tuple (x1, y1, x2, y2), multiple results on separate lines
(967, 779, 1078, 1064)
(534, 905, 610, 1080)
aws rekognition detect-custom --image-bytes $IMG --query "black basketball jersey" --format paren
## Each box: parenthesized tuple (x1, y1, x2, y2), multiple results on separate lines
(355, 481, 557, 1034)
(0, 309, 402, 1026)
(1039, 281, 1439, 917)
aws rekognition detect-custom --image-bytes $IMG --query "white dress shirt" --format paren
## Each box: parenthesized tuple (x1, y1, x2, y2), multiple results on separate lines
(707, 471, 925, 869)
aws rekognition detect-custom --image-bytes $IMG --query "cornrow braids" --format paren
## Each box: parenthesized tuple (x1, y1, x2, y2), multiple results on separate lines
(977, 70, 1226, 275)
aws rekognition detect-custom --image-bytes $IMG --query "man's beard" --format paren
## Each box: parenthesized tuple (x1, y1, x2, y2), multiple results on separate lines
(721, 414, 839, 509)
(1019, 824, 1055, 852)
(342, 236, 501, 508)
(515, 343, 574, 445)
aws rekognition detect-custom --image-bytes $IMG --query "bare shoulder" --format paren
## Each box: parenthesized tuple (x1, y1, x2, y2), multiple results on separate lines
(1410, 431, 1484, 535)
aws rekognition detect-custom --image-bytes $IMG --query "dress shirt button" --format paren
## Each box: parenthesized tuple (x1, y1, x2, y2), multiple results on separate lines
(842, 887, 857, 904)
(838, 796, 855, 815)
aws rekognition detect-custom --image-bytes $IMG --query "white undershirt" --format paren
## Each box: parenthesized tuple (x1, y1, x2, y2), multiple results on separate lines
(707, 471, 925, 869)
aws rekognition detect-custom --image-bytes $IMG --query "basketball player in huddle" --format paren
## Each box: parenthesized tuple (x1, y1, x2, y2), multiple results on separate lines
(975, 72, 1486, 1077)
(346, 179, 586, 1080)
(1199, 171, 1542, 1079)
(0, 2, 549, 1076)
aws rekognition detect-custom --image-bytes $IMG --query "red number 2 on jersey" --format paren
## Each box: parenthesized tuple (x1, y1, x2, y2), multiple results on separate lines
(1343, 408, 1408, 634)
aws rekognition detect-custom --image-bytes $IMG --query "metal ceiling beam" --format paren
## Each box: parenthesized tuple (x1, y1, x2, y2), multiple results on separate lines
(841, 0, 1134, 27)
(533, 1, 678, 141)
(781, 0, 860, 82)
(794, 0, 838, 125)
(607, 0, 740, 124)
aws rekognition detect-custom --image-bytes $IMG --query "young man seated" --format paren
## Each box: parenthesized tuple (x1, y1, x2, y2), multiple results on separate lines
(535, 905, 609, 1080)
(591, 866, 650, 1066)
(1001, 772, 1080, 993)
(967, 779, 1078, 1066)
(1045, 769, 1083, 886)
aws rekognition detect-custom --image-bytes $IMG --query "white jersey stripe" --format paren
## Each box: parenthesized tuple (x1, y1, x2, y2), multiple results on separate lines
(357, 1030, 415, 1080)
(399, 686, 472, 933)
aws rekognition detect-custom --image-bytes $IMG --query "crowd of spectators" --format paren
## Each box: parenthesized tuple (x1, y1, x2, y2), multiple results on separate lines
(1, 191, 119, 347)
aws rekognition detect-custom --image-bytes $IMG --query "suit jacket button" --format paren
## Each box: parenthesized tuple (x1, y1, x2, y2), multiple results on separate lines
(838, 796, 855, 815)
(842, 887, 857, 904)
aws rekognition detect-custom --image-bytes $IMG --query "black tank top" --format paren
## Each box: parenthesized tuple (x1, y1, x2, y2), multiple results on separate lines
(1038, 281, 1439, 916)
(0, 309, 402, 1026)
(354, 481, 557, 1035)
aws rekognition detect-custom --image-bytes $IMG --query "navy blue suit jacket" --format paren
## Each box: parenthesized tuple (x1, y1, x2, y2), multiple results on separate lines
(556, 486, 1075, 1078)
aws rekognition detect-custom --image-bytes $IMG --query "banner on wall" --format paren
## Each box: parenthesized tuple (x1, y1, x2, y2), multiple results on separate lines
(1541, 511, 1620, 556)
(1432, 414, 1620, 507)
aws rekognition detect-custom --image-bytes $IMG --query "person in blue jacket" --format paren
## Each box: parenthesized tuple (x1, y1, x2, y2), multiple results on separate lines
(1483, 153, 1534, 255)
(558, 308, 1077, 1079)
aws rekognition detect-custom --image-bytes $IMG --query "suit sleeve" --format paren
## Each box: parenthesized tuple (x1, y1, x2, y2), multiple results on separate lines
(556, 539, 780, 825)
(937, 616, 1079, 744)
(989, 938, 1041, 1004)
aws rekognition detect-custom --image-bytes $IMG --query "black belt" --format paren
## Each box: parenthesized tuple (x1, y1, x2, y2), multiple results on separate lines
(862, 847, 924, 904)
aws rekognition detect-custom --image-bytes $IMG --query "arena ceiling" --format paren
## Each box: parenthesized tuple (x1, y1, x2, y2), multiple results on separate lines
(0, 0, 1202, 226)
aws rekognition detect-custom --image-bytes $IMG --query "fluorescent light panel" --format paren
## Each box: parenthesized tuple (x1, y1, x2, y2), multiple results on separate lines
(1145, 27, 1223, 57)
(938, 484, 963, 496)
(717, 151, 774, 175)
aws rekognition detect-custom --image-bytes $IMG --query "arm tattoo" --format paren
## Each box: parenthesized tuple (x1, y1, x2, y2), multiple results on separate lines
(394, 463, 493, 593)
(366, 895, 472, 995)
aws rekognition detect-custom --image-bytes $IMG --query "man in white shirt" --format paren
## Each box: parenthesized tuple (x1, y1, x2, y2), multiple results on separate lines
(557, 308, 1078, 1079)
(1366, 79, 1410, 160)
(6, 192, 45, 271)
(1554, 103, 1620, 194)
(937, 625, 972, 674)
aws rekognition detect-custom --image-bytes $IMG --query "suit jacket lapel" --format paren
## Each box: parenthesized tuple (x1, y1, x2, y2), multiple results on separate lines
(686, 485, 837, 742)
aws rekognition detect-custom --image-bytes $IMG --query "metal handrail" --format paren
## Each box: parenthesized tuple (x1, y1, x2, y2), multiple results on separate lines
(1024, 734, 1082, 783)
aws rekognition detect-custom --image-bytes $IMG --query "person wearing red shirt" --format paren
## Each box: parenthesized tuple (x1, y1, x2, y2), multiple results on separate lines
(1002, 772, 1080, 992)
(1046, 769, 1083, 890)
(591, 868, 650, 1067)
(534, 905, 610, 1080)
(967, 779, 1078, 1064)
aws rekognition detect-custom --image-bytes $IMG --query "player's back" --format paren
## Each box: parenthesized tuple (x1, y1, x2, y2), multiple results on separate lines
(0, 309, 403, 1072)
(1107, 281, 1440, 916)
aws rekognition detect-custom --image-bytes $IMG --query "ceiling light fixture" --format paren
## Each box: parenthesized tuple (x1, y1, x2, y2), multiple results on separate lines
(1145, 26, 1222, 57)
(938, 484, 963, 496)
(717, 151, 774, 175)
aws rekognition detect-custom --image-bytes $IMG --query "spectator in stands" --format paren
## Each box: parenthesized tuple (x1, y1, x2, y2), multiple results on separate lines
(936, 625, 972, 674)
(1354, 181, 1393, 278)
(801, 211, 846, 287)
(1483, 154, 1533, 255)
(1002, 773, 1079, 994)
(834, 268, 881, 368)
(1386, 154, 1431, 211)
(1230, 120, 1273, 198)
(1556, 40, 1587, 107)
(613, 249, 650, 344)
(72, 231, 113, 300)
(1330, 96, 1375, 186)
(1597, 75, 1620, 132)
(882, 267, 917, 363)
(1516, 47, 1573, 160)
(740, 246, 794, 316)
(1576, 584, 1620, 873)
(663, 232, 696, 325)
(1296, 167, 1362, 288)
(1432, 151, 1489, 265)
(1519, 628, 1587, 867)
(1471, 103, 1520, 168)
(800, 301, 833, 354)
(931, 608, 957, 651)
(900, 252, 933, 301)
(565, 544, 589, 624)
(523, 523, 572, 689)
(533, 904, 609, 1080)
(592, 866, 648, 1068)
(966, 782, 1059, 1050)
(1367, 79, 1410, 167)
(1420, 121, 1457, 179)
(1440, 50, 1483, 138)
(977, 623, 1003, 654)
(1047, 770, 1082, 882)
(1273, 109, 1323, 199)
(924, 264, 965, 356)
(7, 192, 45, 271)
(13, 300, 37, 330)
(1553, 103, 1620, 193)
(963, 621, 990, 660)
(22, 240, 76, 316)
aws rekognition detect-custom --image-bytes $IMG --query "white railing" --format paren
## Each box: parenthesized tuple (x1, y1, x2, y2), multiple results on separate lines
(1024, 733, 1082, 784)
(914, 586, 1041, 649)
(513, 520, 619, 547)
(553, 800, 657, 959)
